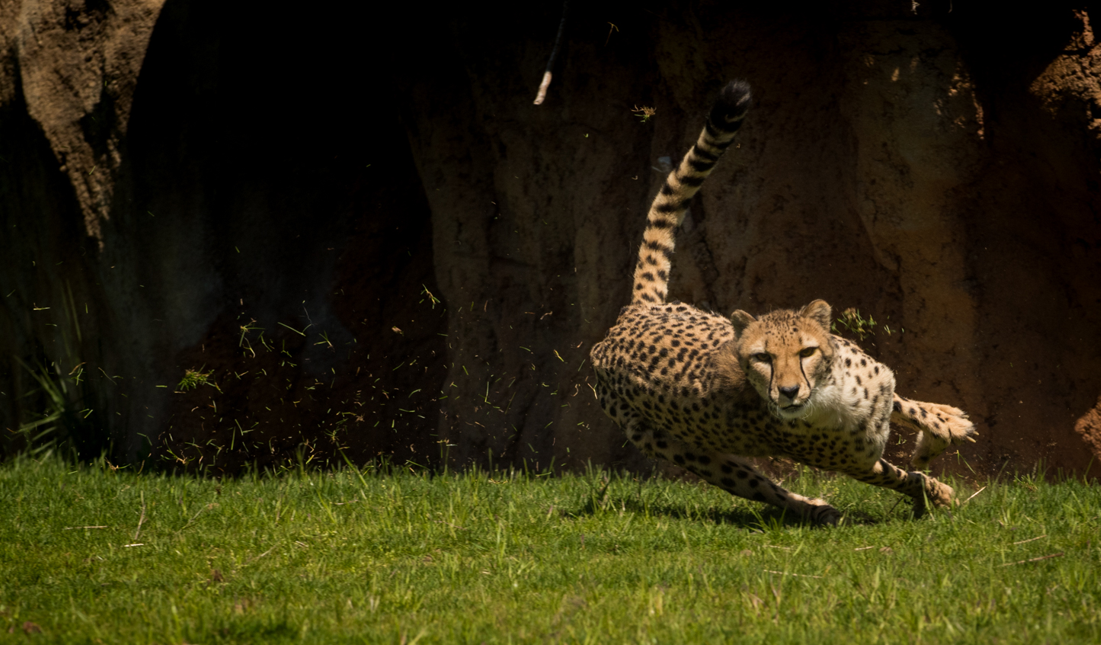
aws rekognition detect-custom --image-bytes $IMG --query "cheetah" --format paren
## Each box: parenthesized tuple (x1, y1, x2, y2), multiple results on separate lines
(590, 80, 977, 525)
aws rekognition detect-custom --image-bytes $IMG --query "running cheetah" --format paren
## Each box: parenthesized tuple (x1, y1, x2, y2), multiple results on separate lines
(590, 80, 977, 525)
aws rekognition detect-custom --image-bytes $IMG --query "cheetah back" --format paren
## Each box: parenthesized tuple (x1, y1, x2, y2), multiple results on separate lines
(592, 303, 778, 457)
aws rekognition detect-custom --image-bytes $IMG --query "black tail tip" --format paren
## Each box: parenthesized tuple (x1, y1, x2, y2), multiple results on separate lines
(710, 79, 752, 125)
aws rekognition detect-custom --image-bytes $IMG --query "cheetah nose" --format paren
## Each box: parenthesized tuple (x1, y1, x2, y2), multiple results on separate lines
(778, 385, 800, 401)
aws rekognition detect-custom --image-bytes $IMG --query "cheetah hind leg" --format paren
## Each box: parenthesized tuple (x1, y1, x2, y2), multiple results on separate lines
(621, 416, 841, 526)
(844, 458, 955, 518)
(891, 394, 977, 470)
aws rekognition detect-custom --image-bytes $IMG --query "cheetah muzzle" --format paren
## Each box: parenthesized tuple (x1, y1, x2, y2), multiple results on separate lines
(590, 79, 977, 526)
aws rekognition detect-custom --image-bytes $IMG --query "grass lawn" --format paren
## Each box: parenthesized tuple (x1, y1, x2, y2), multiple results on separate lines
(1, 455, 1098, 643)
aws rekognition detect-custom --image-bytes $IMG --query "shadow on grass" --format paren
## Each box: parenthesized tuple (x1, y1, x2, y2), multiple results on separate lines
(568, 490, 908, 530)
(210, 620, 299, 643)
(569, 494, 816, 529)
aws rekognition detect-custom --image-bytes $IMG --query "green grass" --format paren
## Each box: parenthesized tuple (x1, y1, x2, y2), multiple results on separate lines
(2, 456, 1099, 644)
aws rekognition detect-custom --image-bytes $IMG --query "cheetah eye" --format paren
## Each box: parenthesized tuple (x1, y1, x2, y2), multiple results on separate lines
(799, 347, 817, 358)
(751, 353, 772, 364)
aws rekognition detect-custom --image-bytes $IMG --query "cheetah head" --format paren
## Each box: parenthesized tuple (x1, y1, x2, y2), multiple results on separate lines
(729, 299, 837, 420)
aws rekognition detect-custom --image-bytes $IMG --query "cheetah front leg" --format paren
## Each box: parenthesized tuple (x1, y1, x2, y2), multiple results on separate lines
(891, 395, 977, 469)
(621, 415, 841, 526)
(842, 458, 955, 518)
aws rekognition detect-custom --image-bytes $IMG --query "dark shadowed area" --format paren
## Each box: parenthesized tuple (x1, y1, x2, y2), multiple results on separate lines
(2, 0, 1099, 480)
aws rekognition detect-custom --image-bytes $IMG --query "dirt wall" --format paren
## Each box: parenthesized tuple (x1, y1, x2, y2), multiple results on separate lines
(2, 0, 1099, 479)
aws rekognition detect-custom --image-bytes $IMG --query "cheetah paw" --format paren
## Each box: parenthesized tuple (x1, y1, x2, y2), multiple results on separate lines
(806, 501, 842, 527)
(925, 402, 978, 444)
(911, 405, 977, 469)
(912, 477, 955, 518)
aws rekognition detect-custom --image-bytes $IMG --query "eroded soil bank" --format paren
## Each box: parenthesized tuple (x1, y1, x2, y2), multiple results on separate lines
(2, 1, 1099, 479)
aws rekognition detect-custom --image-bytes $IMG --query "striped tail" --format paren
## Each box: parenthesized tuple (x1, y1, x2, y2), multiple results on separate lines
(631, 80, 752, 305)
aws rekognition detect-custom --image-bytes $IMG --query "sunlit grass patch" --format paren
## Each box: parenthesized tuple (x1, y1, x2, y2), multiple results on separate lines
(1, 456, 1098, 643)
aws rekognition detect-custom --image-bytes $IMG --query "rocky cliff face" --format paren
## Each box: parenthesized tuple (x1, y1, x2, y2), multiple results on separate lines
(2, 0, 1099, 479)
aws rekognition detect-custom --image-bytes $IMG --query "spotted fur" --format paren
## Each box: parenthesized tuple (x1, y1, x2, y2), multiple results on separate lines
(590, 80, 977, 525)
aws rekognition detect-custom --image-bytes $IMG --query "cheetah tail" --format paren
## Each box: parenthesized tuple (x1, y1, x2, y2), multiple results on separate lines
(631, 79, 752, 306)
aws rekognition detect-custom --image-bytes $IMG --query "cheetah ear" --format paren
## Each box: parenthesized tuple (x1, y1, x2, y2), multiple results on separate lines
(729, 310, 756, 336)
(799, 299, 832, 330)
